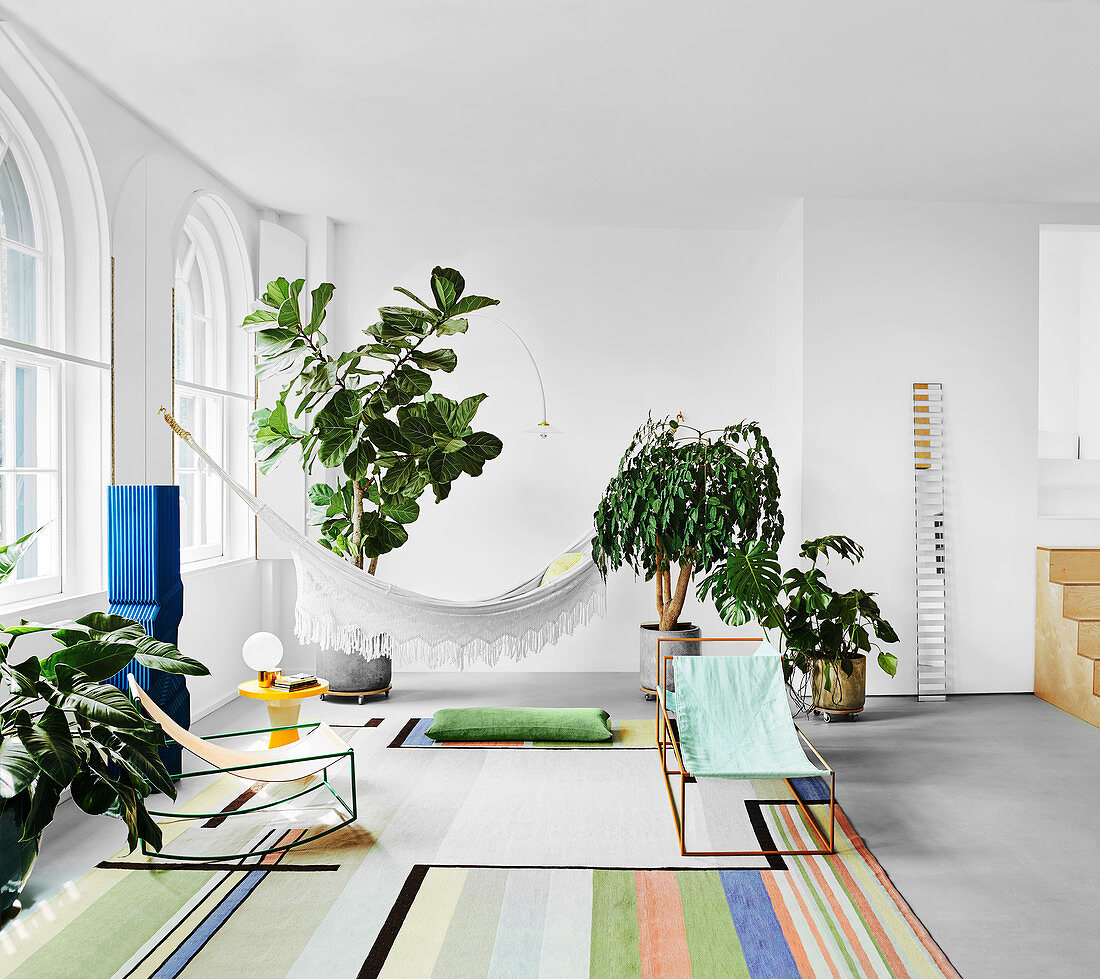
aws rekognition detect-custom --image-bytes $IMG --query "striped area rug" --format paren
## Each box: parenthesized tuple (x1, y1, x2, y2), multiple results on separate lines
(363, 806, 958, 978)
(389, 716, 657, 748)
(1, 719, 960, 978)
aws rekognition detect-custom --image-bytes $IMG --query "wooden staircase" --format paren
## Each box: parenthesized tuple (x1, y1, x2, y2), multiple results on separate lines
(1036, 548, 1100, 728)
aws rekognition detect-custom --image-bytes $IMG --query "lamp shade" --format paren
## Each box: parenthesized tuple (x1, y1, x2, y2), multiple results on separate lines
(242, 632, 284, 672)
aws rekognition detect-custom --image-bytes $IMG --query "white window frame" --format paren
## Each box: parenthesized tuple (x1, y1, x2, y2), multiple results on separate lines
(173, 211, 253, 567)
(0, 132, 69, 605)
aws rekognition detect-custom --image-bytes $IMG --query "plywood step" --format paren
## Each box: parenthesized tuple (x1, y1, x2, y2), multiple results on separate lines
(1061, 584, 1100, 620)
(1049, 549, 1100, 584)
(1094, 660, 1100, 698)
(1078, 622, 1100, 660)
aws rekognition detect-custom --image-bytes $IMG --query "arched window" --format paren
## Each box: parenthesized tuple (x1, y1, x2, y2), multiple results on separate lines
(173, 198, 252, 564)
(0, 137, 59, 599)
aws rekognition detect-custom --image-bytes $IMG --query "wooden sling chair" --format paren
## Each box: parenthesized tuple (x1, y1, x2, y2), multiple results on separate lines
(657, 638, 835, 857)
(129, 677, 357, 861)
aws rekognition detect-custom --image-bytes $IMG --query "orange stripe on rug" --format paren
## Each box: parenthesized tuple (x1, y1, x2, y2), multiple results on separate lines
(834, 806, 963, 978)
(778, 805, 883, 977)
(758, 871, 816, 979)
(771, 860, 843, 979)
(826, 850, 909, 977)
(635, 870, 692, 979)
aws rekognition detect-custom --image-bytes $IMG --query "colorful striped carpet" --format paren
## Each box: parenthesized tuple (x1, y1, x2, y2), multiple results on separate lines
(389, 716, 656, 748)
(1, 719, 960, 978)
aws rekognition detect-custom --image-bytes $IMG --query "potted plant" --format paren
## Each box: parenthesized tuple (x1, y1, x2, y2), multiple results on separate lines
(698, 534, 900, 718)
(244, 267, 504, 696)
(0, 534, 208, 922)
(592, 415, 784, 698)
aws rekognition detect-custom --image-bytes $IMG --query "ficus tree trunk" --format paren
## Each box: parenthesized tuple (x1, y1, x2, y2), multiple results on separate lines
(351, 480, 364, 570)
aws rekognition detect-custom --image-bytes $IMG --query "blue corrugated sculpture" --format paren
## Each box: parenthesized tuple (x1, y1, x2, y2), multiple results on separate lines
(106, 485, 188, 776)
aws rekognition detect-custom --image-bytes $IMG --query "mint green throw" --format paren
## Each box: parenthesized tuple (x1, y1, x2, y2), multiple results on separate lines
(675, 656, 825, 778)
(425, 707, 613, 742)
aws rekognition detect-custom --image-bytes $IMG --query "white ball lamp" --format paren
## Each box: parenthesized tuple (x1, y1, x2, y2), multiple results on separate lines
(243, 631, 284, 687)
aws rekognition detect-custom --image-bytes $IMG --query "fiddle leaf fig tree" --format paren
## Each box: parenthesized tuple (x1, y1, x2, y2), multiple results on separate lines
(592, 415, 784, 631)
(244, 267, 504, 572)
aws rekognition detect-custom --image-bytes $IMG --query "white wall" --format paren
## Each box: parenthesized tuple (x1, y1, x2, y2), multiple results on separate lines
(324, 224, 798, 670)
(0, 33, 266, 716)
(800, 198, 1100, 696)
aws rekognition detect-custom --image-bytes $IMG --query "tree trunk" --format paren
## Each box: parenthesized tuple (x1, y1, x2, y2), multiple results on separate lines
(351, 480, 364, 570)
(659, 559, 693, 631)
(368, 556, 378, 575)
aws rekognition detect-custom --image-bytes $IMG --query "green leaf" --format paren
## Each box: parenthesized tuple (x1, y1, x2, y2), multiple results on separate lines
(309, 283, 335, 332)
(394, 365, 432, 396)
(366, 417, 410, 454)
(454, 394, 487, 432)
(242, 308, 278, 327)
(41, 640, 137, 684)
(465, 431, 503, 461)
(0, 737, 37, 799)
(70, 771, 115, 815)
(430, 267, 465, 311)
(261, 277, 291, 308)
(20, 707, 80, 786)
(343, 444, 375, 481)
(380, 498, 420, 524)
(381, 457, 417, 494)
(23, 777, 61, 842)
(379, 306, 435, 331)
(6, 656, 41, 697)
(0, 525, 46, 584)
(878, 651, 899, 677)
(411, 349, 458, 373)
(392, 285, 438, 313)
(435, 318, 468, 336)
(448, 295, 499, 317)
(315, 390, 362, 468)
(399, 415, 435, 448)
(65, 681, 145, 728)
(427, 448, 462, 483)
(276, 278, 306, 330)
(433, 434, 467, 453)
(308, 483, 337, 507)
(131, 636, 209, 676)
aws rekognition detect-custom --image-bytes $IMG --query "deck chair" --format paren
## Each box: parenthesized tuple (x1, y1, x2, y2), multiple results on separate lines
(656, 640, 835, 857)
(128, 677, 357, 861)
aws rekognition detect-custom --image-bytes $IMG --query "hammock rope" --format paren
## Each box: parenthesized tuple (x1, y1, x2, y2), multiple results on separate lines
(159, 407, 605, 668)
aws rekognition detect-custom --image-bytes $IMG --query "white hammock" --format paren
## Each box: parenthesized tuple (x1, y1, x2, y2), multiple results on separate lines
(162, 410, 605, 668)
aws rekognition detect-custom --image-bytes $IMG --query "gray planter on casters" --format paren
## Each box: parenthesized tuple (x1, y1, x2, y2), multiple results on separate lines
(639, 622, 702, 700)
(316, 647, 392, 704)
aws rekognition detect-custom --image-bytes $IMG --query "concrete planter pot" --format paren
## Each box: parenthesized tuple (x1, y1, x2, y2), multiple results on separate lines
(316, 646, 392, 704)
(811, 654, 867, 720)
(639, 622, 702, 699)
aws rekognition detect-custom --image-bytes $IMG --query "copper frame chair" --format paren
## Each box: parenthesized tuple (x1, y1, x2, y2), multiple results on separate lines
(656, 637, 835, 857)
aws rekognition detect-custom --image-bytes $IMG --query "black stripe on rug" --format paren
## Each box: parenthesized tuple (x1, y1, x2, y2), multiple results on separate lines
(744, 801, 789, 871)
(97, 861, 339, 873)
(388, 717, 419, 748)
(359, 864, 430, 979)
(331, 718, 384, 729)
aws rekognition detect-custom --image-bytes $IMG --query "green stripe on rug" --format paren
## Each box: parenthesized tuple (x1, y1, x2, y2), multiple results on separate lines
(10, 868, 216, 979)
(432, 868, 508, 978)
(590, 870, 641, 978)
(677, 870, 750, 979)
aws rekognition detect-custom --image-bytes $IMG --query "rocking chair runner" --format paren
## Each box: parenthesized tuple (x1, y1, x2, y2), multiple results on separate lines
(657, 638, 835, 857)
(128, 677, 357, 861)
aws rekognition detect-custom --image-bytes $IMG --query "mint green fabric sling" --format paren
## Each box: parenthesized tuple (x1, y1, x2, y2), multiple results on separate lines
(674, 655, 825, 779)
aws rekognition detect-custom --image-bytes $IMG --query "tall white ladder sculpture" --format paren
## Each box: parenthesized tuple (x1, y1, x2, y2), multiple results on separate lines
(914, 383, 947, 701)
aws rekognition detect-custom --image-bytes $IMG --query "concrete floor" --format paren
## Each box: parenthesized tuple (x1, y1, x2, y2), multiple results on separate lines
(20, 675, 1100, 977)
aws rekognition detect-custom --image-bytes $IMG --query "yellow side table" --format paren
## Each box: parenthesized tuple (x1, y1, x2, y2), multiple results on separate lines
(238, 678, 329, 748)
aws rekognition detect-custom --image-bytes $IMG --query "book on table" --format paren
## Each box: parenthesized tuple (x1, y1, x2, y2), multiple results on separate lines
(272, 673, 318, 691)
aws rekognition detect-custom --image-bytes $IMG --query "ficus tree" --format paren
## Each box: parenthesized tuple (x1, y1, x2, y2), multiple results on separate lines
(592, 415, 784, 631)
(244, 267, 504, 572)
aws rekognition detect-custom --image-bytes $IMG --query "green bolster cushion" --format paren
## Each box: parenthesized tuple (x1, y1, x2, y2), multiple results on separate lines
(425, 707, 613, 743)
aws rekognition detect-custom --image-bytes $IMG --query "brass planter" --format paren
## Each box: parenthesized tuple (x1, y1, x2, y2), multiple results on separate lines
(811, 655, 867, 714)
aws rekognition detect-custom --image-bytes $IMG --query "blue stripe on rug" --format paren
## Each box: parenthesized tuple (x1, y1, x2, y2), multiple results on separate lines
(151, 869, 269, 979)
(718, 870, 801, 979)
(406, 717, 435, 747)
(788, 775, 831, 802)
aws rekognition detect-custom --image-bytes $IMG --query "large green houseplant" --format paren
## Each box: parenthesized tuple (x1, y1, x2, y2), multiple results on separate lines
(698, 534, 900, 716)
(0, 533, 208, 921)
(592, 415, 784, 695)
(245, 266, 503, 574)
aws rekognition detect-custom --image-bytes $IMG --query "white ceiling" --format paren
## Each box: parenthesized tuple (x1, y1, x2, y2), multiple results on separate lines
(6, 1, 1100, 229)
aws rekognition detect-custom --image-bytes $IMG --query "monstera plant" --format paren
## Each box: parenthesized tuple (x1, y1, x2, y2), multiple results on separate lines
(0, 532, 208, 920)
(244, 267, 504, 574)
(698, 534, 899, 717)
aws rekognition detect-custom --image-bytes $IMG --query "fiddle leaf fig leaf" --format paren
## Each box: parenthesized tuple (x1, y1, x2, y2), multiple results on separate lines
(455, 394, 488, 432)
(435, 317, 468, 336)
(309, 283, 335, 332)
(448, 295, 499, 317)
(430, 267, 465, 311)
(411, 348, 458, 372)
(366, 417, 410, 455)
(380, 498, 420, 524)
(261, 277, 291, 308)
(276, 278, 306, 330)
